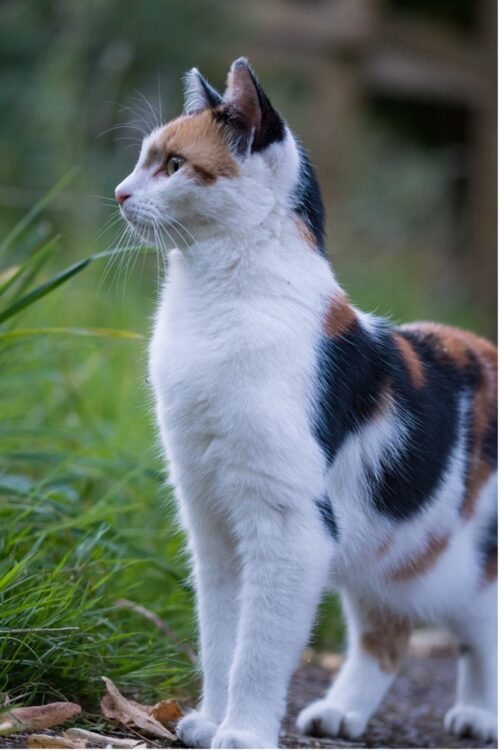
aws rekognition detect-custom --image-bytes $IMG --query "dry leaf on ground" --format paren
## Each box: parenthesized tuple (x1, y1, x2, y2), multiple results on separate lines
(150, 700, 182, 727)
(100, 677, 176, 740)
(26, 733, 85, 748)
(0, 702, 81, 735)
(65, 728, 148, 747)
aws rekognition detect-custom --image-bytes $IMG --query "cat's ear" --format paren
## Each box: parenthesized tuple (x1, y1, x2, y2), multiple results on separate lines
(183, 68, 223, 114)
(223, 58, 285, 153)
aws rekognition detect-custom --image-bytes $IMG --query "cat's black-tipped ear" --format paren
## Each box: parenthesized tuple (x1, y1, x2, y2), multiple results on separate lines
(183, 68, 223, 114)
(223, 58, 285, 153)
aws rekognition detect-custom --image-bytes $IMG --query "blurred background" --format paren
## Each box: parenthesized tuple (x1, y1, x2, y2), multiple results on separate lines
(0, 0, 497, 710)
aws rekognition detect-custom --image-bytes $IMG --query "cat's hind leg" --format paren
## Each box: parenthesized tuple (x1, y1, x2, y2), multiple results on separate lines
(445, 580, 497, 743)
(297, 590, 410, 740)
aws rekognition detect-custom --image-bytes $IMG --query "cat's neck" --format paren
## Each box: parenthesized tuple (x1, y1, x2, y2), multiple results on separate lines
(166, 210, 337, 299)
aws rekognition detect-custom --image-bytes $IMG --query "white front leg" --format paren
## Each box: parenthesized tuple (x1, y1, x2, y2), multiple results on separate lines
(212, 505, 330, 749)
(177, 508, 240, 748)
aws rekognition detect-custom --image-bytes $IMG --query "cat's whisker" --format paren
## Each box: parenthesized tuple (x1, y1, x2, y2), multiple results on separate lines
(103, 224, 141, 296)
(157, 70, 163, 126)
(96, 226, 130, 296)
(162, 212, 199, 249)
(121, 97, 154, 122)
(133, 89, 162, 129)
(152, 222, 164, 291)
(97, 120, 148, 139)
(160, 214, 207, 277)
(113, 136, 143, 146)
(121, 98, 157, 132)
(118, 224, 142, 298)
(92, 213, 124, 245)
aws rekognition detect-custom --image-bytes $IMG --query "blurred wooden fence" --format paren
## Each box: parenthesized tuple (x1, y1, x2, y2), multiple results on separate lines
(243, 0, 497, 327)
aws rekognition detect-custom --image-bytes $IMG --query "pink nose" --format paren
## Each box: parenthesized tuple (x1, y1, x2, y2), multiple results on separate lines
(115, 189, 131, 206)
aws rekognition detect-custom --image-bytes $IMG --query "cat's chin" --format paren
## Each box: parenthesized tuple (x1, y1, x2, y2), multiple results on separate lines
(122, 219, 154, 246)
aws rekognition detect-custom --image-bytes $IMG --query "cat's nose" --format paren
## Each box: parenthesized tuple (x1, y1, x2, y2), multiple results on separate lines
(115, 189, 131, 206)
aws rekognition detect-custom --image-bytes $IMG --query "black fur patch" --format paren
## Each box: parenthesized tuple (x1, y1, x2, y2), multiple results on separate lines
(245, 66, 285, 153)
(315, 494, 338, 539)
(213, 105, 252, 156)
(292, 147, 326, 255)
(367, 329, 463, 520)
(212, 63, 285, 156)
(483, 412, 498, 467)
(195, 73, 223, 111)
(314, 318, 392, 465)
(313, 321, 470, 521)
(479, 508, 497, 578)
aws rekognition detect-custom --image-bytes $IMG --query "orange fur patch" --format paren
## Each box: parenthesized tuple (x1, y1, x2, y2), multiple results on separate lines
(393, 333, 425, 388)
(483, 550, 498, 584)
(361, 609, 411, 673)
(389, 534, 450, 582)
(145, 111, 239, 184)
(401, 322, 495, 371)
(373, 535, 394, 560)
(323, 295, 357, 338)
(461, 341, 497, 519)
(294, 216, 317, 250)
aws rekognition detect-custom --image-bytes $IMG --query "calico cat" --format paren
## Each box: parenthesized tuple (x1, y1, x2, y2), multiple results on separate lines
(115, 59, 498, 748)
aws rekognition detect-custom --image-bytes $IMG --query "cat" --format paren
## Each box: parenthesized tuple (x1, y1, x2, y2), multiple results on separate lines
(115, 58, 498, 749)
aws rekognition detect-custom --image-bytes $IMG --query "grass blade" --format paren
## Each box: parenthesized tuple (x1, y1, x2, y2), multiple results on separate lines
(0, 169, 78, 257)
(0, 245, 154, 325)
(0, 237, 59, 299)
(0, 327, 143, 341)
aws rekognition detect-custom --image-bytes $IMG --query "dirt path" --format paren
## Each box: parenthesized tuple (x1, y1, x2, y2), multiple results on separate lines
(281, 653, 495, 748)
(3, 651, 495, 749)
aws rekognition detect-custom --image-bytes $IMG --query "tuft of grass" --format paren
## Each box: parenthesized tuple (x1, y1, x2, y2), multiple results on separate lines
(0, 182, 196, 708)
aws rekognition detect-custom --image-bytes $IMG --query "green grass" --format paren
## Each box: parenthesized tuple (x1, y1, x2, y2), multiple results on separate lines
(0, 193, 196, 709)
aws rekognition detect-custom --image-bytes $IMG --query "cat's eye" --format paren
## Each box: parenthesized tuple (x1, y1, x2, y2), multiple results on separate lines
(166, 155, 185, 176)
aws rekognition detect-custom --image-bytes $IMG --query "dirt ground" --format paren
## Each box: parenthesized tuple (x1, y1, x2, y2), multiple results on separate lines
(281, 653, 496, 749)
(3, 649, 495, 749)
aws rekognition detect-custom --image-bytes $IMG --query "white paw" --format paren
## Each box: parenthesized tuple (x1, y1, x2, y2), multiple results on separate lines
(296, 699, 368, 740)
(177, 710, 218, 748)
(211, 726, 273, 748)
(445, 704, 497, 742)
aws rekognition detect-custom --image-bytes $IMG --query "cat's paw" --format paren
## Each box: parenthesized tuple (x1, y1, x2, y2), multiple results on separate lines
(211, 726, 273, 748)
(296, 699, 368, 740)
(445, 705, 497, 742)
(177, 710, 218, 748)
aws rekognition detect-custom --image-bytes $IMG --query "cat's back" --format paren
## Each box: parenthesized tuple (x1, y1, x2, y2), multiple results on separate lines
(397, 320, 497, 387)
(395, 321, 497, 499)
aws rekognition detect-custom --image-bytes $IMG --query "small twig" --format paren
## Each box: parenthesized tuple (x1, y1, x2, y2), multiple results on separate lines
(120, 726, 162, 749)
(65, 728, 147, 748)
(114, 599, 197, 664)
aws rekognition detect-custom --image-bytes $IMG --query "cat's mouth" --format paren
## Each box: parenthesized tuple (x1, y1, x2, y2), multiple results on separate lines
(120, 210, 155, 245)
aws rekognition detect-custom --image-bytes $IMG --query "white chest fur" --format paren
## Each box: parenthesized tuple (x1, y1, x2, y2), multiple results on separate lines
(149, 235, 335, 520)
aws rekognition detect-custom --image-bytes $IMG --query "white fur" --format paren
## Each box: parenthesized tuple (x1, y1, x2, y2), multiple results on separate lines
(116, 109, 497, 747)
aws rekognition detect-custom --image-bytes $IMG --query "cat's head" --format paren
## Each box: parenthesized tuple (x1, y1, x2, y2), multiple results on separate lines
(115, 58, 324, 252)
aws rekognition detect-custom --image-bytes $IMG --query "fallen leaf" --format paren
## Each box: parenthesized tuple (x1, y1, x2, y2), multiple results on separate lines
(100, 677, 176, 740)
(319, 652, 344, 671)
(0, 702, 81, 735)
(150, 699, 183, 726)
(65, 728, 147, 748)
(27, 733, 85, 748)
